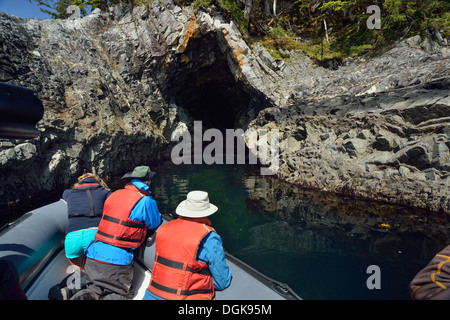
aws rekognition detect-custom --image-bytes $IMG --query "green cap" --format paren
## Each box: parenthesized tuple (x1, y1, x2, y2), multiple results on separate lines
(121, 165, 157, 181)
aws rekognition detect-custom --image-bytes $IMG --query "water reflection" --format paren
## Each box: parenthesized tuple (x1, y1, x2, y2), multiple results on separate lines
(244, 181, 450, 265)
(145, 161, 450, 299)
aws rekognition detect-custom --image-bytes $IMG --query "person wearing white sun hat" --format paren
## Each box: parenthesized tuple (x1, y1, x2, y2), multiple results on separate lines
(176, 190, 219, 217)
(144, 191, 232, 300)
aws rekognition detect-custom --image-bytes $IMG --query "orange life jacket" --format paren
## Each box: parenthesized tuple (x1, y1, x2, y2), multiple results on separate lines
(95, 184, 148, 249)
(148, 217, 215, 300)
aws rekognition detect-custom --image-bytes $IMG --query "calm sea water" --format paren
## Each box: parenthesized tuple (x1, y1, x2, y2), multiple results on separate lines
(141, 160, 450, 300)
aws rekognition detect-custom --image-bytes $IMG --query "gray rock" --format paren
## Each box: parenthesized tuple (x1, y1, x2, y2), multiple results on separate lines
(343, 138, 368, 157)
(406, 35, 421, 47)
(249, 77, 450, 213)
(0, 0, 449, 216)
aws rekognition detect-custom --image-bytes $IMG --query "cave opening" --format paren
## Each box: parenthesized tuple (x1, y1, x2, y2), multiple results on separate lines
(161, 35, 253, 132)
(158, 33, 275, 164)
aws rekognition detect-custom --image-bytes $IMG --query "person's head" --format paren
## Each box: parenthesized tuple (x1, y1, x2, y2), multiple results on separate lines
(73, 173, 110, 190)
(175, 191, 218, 219)
(121, 166, 157, 183)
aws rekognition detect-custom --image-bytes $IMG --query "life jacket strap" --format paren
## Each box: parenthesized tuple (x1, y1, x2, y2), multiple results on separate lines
(96, 215, 146, 245)
(150, 280, 214, 296)
(156, 255, 211, 276)
(102, 215, 146, 228)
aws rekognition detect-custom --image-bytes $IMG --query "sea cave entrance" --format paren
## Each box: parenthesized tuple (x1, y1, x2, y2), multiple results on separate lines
(161, 34, 256, 132)
(158, 32, 274, 164)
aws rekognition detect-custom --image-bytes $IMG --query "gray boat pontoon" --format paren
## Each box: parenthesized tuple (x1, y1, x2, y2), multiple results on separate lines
(0, 200, 301, 300)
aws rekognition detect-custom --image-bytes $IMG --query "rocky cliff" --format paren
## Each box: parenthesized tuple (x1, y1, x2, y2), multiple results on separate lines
(0, 0, 449, 217)
(249, 42, 450, 213)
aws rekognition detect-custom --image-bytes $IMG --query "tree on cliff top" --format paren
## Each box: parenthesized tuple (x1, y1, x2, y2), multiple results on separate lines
(31, 0, 142, 19)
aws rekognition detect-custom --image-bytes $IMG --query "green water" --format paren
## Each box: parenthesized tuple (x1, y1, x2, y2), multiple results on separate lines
(144, 161, 450, 300)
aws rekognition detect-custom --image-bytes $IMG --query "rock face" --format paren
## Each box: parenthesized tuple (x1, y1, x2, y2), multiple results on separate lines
(250, 80, 450, 213)
(1, 8, 167, 213)
(0, 1, 278, 214)
(0, 0, 449, 216)
(247, 36, 450, 213)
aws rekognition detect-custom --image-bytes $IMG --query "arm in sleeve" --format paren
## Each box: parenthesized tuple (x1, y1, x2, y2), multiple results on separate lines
(129, 196, 162, 230)
(409, 244, 450, 300)
(197, 232, 232, 291)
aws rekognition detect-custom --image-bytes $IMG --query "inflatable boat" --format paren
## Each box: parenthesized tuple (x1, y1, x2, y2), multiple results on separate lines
(0, 82, 44, 139)
(0, 200, 301, 300)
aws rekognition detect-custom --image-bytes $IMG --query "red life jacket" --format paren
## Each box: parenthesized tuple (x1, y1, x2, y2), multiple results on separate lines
(148, 217, 215, 300)
(95, 184, 148, 249)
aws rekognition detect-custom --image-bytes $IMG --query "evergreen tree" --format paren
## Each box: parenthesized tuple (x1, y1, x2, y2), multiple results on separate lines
(31, 0, 89, 18)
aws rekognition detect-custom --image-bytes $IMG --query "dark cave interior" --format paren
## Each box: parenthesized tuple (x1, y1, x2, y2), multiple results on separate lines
(161, 35, 253, 132)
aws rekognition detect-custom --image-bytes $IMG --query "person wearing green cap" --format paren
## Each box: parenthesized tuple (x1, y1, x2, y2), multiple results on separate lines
(74, 166, 161, 300)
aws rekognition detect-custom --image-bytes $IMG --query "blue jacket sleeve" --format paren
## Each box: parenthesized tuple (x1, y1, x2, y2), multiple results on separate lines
(197, 232, 232, 291)
(129, 196, 162, 230)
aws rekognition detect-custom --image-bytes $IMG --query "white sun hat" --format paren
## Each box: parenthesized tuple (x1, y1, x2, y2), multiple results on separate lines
(175, 191, 218, 218)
